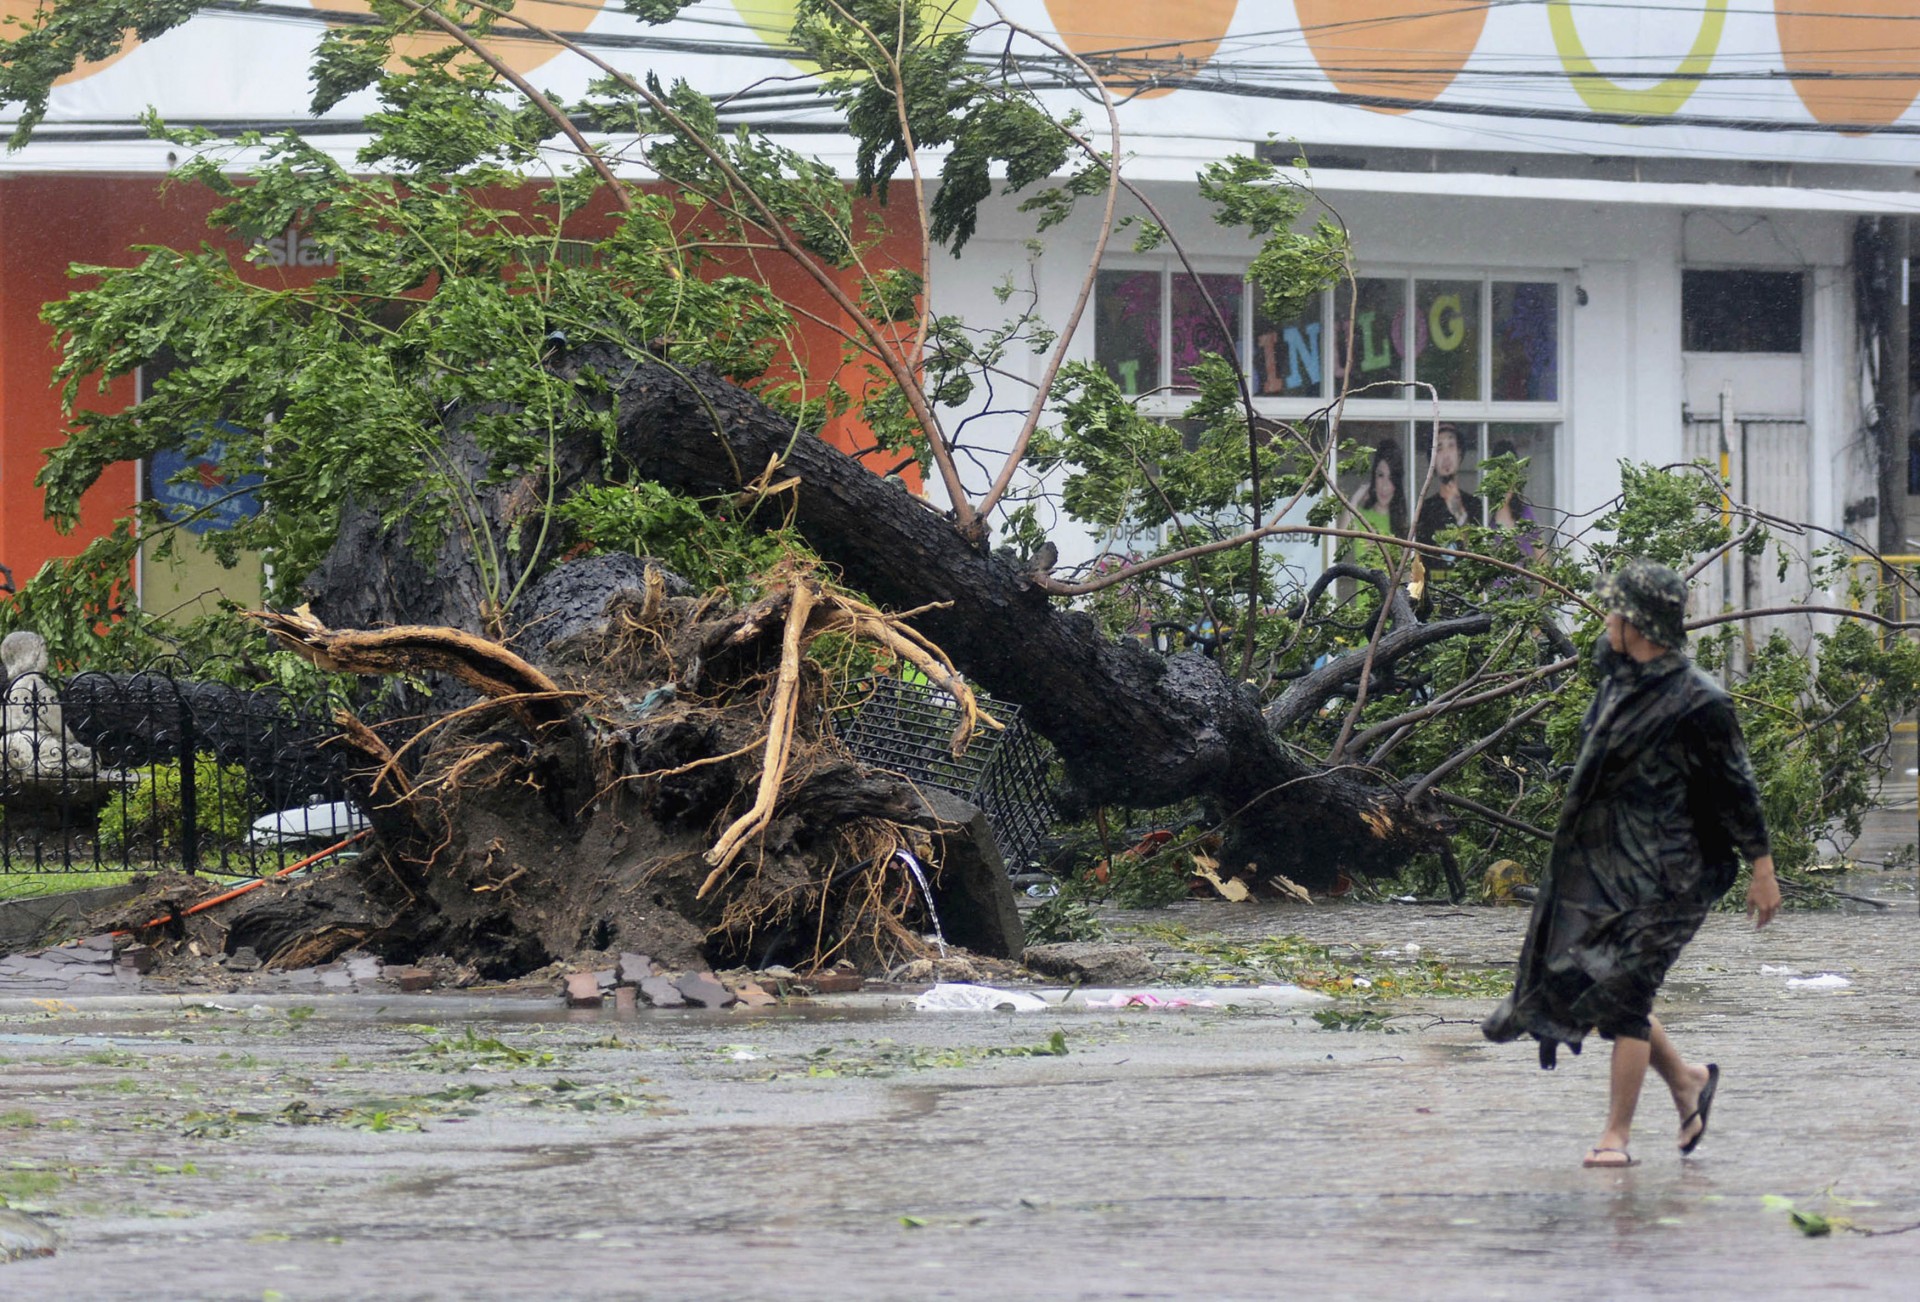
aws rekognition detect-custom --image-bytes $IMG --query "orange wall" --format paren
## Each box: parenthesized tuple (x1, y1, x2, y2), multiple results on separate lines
(0, 174, 926, 595)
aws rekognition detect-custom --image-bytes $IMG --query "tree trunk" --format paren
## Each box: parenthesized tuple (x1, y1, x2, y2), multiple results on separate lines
(300, 345, 1458, 888)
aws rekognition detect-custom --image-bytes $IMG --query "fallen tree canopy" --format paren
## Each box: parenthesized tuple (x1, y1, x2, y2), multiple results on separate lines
(298, 344, 1460, 904)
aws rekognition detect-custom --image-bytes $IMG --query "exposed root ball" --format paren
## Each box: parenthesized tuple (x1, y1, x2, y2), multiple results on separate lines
(241, 562, 986, 976)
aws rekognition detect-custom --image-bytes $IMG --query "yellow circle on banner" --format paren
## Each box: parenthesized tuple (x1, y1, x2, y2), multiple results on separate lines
(0, 1, 140, 84)
(1039, 0, 1239, 99)
(1548, 0, 1727, 116)
(1778, 1, 1920, 127)
(734, 0, 980, 73)
(322, 1, 608, 77)
(1295, 0, 1487, 114)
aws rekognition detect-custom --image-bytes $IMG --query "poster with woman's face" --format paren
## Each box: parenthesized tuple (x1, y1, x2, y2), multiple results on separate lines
(1342, 422, 1411, 541)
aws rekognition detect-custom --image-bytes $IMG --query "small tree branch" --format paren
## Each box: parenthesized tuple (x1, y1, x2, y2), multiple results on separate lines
(973, 4, 1123, 525)
(1433, 790, 1551, 842)
(1041, 523, 1581, 605)
(388, 0, 632, 212)
(1265, 611, 1493, 735)
(1354, 654, 1578, 759)
(1688, 604, 1920, 633)
(1406, 698, 1554, 804)
(460, 0, 977, 531)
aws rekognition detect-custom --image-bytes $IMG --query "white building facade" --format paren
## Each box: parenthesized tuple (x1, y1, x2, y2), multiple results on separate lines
(4, 2, 1918, 629)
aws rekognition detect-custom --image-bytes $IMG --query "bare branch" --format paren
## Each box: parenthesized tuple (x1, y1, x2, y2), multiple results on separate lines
(1040, 523, 1582, 605)
(1265, 610, 1492, 735)
(1355, 655, 1578, 758)
(973, 3, 1123, 523)
(460, 0, 977, 531)
(1407, 698, 1553, 803)
(1433, 790, 1551, 842)
(1688, 604, 1920, 633)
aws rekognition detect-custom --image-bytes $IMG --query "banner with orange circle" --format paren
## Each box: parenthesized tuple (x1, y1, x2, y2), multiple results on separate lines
(5, 3, 1917, 163)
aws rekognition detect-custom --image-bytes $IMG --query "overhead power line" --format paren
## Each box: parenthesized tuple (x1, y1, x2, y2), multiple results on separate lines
(14, 3, 1920, 145)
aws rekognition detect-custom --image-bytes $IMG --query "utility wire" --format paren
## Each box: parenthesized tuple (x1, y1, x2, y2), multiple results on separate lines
(15, 3, 1920, 146)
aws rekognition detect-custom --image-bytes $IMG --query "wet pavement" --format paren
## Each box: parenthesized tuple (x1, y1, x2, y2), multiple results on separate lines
(0, 888, 1916, 1299)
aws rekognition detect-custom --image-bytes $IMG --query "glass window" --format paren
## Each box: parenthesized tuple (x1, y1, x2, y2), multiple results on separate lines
(1169, 273, 1244, 391)
(1252, 291, 1325, 398)
(1091, 267, 1563, 412)
(1682, 270, 1803, 352)
(1333, 277, 1407, 395)
(1487, 423, 1557, 565)
(1414, 279, 1481, 402)
(1095, 269, 1161, 396)
(1487, 423, 1557, 524)
(1340, 421, 1412, 569)
(1491, 282, 1559, 401)
(1413, 420, 1483, 549)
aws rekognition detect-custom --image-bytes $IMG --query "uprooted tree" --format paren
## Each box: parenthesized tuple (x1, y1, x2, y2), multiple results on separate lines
(5, 2, 1920, 972)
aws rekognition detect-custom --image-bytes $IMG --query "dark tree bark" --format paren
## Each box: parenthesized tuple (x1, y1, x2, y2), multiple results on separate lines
(300, 344, 1471, 887)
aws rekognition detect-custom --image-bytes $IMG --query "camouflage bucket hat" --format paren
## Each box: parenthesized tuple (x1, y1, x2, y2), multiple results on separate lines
(1595, 558, 1688, 649)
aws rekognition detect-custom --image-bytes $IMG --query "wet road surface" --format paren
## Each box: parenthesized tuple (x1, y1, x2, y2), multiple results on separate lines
(2, 888, 1916, 1300)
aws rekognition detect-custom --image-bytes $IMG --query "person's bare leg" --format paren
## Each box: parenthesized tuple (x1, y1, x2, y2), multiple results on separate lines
(1588, 1034, 1650, 1165)
(1647, 1015, 1713, 1147)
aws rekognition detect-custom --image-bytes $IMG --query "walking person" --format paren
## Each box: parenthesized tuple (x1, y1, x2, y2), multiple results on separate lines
(1482, 559, 1782, 1168)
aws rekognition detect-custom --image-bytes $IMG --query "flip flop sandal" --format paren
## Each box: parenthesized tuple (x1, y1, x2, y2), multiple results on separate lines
(1679, 1063, 1719, 1155)
(1583, 1147, 1638, 1169)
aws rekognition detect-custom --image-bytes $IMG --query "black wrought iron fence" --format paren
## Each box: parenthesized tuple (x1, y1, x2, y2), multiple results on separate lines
(0, 655, 371, 876)
(836, 676, 1056, 874)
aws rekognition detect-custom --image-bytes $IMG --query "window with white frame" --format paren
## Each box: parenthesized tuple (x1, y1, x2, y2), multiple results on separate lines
(1093, 266, 1568, 547)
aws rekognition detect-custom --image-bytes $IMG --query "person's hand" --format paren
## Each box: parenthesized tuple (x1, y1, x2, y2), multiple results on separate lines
(1746, 855, 1782, 929)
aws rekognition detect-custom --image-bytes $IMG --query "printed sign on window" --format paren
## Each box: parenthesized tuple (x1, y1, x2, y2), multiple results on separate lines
(148, 429, 264, 535)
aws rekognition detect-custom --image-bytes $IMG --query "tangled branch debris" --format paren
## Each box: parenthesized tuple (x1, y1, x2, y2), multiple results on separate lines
(205, 561, 1015, 979)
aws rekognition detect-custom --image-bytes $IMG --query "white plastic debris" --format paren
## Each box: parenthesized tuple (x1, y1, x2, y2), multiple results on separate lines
(248, 799, 369, 846)
(1403, 943, 1422, 955)
(1065, 985, 1331, 1009)
(1079, 991, 1218, 1010)
(913, 983, 1049, 1013)
(1759, 964, 1802, 976)
(1785, 973, 1852, 990)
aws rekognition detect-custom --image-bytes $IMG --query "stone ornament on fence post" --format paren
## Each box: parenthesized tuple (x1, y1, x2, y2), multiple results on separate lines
(1, 630, 98, 780)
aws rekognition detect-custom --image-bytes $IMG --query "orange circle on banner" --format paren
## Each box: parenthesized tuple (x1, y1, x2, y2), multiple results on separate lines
(1296, 0, 1486, 114)
(0, 1, 140, 83)
(321, 0, 607, 77)
(1777, 1, 1920, 127)
(1041, 1, 1239, 100)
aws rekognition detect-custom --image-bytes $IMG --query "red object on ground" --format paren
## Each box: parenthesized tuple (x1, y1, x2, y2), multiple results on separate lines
(112, 829, 373, 937)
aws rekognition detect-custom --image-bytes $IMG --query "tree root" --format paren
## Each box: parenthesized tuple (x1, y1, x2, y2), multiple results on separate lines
(699, 576, 816, 896)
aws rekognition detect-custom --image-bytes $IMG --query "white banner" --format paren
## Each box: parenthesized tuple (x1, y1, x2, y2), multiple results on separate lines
(7, 2, 1919, 168)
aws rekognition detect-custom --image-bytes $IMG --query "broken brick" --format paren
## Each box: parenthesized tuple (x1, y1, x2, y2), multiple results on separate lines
(564, 972, 605, 1008)
(614, 986, 638, 1013)
(639, 975, 686, 1008)
(801, 971, 864, 995)
(674, 971, 734, 1008)
(389, 966, 433, 992)
(733, 982, 777, 1009)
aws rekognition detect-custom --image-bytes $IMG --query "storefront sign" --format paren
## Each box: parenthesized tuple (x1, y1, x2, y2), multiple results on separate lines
(148, 432, 264, 536)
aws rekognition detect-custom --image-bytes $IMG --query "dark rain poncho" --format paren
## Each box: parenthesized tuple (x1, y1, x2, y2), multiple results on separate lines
(1482, 641, 1770, 1067)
